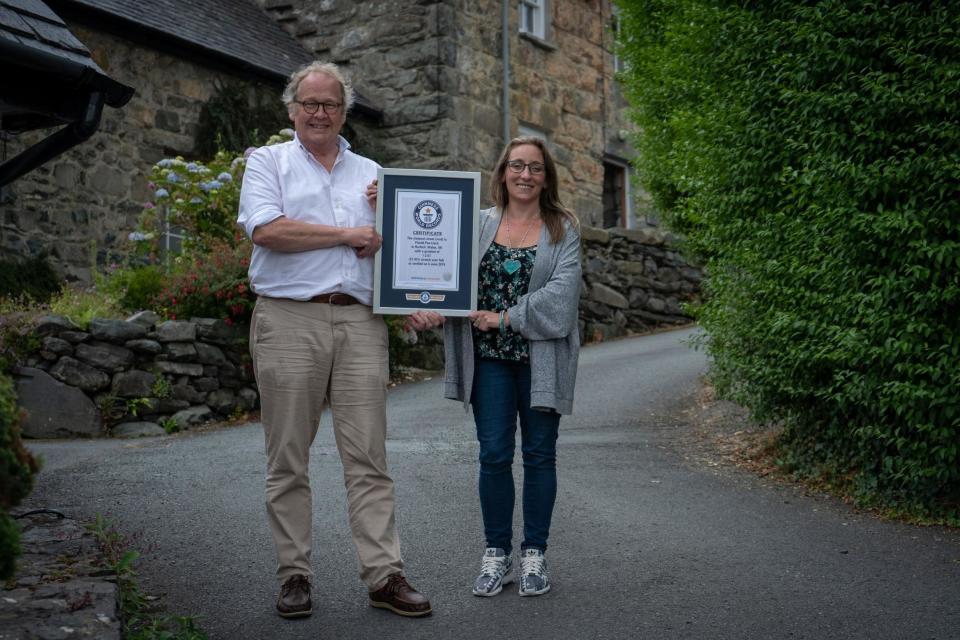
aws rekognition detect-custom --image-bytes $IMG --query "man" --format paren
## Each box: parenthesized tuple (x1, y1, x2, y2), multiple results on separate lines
(237, 61, 431, 619)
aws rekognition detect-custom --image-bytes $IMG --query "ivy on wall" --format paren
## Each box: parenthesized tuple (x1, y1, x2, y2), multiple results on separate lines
(194, 80, 291, 157)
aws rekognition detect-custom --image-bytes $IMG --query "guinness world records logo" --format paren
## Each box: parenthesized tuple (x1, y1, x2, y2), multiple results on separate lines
(413, 200, 442, 229)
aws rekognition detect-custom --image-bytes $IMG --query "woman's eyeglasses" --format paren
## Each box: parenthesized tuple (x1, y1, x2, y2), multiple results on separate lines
(506, 160, 545, 175)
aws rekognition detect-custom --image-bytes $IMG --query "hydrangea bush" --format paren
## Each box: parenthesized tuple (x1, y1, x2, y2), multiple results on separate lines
(126, 130, 295, 322)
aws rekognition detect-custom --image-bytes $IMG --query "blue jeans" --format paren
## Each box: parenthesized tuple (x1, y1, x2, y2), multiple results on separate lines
(471, 358, 560, 554)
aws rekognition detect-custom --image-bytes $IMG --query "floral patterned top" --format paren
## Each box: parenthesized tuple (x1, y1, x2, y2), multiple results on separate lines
(474, 241, 537, 363)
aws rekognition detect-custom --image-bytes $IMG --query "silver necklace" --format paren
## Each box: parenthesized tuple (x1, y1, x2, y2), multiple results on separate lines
(502, 213, 538, 275)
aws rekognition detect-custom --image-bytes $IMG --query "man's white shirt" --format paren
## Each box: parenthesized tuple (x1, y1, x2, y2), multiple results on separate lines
(238, 135, 380, 304)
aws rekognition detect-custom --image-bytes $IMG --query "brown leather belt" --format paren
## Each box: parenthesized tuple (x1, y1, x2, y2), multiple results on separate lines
(307, 292, 362, 305)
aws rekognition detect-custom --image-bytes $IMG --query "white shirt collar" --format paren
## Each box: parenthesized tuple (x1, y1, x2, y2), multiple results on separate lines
(293, 133, 351, 159)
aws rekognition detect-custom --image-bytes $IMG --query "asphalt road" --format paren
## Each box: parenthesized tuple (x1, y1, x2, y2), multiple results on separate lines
(24, 327, 960, 639)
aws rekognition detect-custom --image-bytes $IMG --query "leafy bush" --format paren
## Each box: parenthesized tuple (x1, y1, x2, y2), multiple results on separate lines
(0, 255, 61, 303)
(0, 299, 44, 374)
(617, 0, 960, 518)
(135, 130, 293, 261)
(151, 237, 255, 324)
(137, 152, 244, 255)
(102, 265, 166, 313)
(0, 371, 40, 579)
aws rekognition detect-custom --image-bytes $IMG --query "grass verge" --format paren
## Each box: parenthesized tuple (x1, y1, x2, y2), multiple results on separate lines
(87, 514, 208, 640)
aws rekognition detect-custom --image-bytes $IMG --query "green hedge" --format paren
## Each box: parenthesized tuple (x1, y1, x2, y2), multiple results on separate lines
(616, 0, 960, 517)
(0, 372, 39, 579)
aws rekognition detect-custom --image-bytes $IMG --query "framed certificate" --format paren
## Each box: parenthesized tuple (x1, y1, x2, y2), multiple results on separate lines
(374, 168, 481, 316)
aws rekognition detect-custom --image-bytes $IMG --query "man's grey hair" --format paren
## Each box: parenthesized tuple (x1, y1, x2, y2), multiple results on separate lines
(281, 61, 355, 112)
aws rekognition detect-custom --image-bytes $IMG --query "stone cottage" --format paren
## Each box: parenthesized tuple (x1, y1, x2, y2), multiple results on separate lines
(0, 0, 379, 282)
(258, 0, 643, 228)
(1, 0, 645, 283)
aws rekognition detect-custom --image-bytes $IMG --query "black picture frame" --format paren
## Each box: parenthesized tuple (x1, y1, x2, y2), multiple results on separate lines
(374, 168, 481, 316)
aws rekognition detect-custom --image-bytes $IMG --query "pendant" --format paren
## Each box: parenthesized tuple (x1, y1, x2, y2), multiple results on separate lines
(502, 259, 521, 275)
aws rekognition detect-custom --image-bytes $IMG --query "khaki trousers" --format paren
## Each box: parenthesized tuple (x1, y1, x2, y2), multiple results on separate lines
(250, 297, 403, 589)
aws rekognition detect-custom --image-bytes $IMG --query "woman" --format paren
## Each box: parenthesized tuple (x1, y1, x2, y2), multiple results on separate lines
(407, 136, 581, 597)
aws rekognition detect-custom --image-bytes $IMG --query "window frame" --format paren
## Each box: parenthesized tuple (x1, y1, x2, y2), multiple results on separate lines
(518, 0, 549, 42)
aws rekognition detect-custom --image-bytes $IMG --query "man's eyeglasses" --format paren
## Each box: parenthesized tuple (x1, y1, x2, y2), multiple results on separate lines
(295, 100, 343, 115)
(506, 160, 545, 175)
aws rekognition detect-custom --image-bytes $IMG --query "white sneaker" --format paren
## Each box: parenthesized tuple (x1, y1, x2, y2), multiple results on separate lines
(518, 548, 550, 596)
(472, 548, 514, 596)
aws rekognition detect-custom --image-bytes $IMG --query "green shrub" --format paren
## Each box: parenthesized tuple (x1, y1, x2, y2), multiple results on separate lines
(151, 237, 255, 324)
(103, 265, 166, 312)
(0, 299, 44, 374)
(617, 0, 960, 518)
(0, 255, 61, 303)
(0, 371, 40, 579)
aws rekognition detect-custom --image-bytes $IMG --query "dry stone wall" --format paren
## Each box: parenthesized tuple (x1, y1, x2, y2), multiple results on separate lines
(578, 225, 702, 341)
(14, 312, 257, 439)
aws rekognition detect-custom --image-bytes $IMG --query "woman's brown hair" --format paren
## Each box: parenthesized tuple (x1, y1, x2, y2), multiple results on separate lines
(491, 136, 578, 244)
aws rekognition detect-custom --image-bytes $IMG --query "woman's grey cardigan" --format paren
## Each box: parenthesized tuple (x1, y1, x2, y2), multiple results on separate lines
(443, 206, 582, 415)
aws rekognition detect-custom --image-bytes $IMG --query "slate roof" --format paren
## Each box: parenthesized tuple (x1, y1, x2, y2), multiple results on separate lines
(45, 0, 379, 115)
(55, 0, 314, 81)
(0, 0, 115, 86)
(0, 0, 132, 131)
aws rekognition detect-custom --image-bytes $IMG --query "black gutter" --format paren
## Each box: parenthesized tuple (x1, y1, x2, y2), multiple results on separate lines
(0, 92, 106, 186)
(0, 38, 133, 186)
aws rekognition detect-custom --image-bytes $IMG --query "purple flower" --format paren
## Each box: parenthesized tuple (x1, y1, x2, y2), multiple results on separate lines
(217, 172, 233, 182)
(166, 172, 180, 183)
(155, 188, 169, 198)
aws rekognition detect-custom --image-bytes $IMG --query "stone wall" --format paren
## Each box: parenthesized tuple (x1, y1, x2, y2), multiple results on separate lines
(11, 222, 701, 440)
(578, 225, 702, 342)
(14, 312, 257, 439)
(258, 0, 631, 220)
(0, 23, 281, 283)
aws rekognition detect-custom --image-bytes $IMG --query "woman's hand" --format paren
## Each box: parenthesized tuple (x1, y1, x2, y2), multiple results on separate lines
(468, 310, 504, 332)
(405, 311, 445, 332)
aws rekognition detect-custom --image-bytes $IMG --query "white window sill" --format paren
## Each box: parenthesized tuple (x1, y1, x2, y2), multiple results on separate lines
(519, 31, 557, 51)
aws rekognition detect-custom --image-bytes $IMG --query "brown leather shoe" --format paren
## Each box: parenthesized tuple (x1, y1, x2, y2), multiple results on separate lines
(276, 574, 312, 618)
(369, 573, 432, 617)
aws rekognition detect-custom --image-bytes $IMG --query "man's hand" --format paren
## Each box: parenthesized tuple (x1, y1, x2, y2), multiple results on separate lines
(405, 311, 445, 332)
(365, 179, 378, 210)
(348, 225, 382, 258)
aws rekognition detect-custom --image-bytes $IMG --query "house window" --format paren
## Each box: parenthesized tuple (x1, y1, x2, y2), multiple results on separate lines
(602, 161, 633, 228)
(519, 0, 546, 39)
(612, 9, 626, 73)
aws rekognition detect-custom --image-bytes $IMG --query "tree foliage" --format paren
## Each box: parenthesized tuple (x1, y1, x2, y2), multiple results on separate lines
(616, 0, 960, 517)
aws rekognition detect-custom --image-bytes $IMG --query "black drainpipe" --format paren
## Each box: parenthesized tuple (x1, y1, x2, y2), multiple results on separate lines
(0, 91, 106, 187)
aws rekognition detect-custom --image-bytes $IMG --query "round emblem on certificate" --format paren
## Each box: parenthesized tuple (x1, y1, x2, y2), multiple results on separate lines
(419, 291, 432, 304)
(413, 200, 442, 229)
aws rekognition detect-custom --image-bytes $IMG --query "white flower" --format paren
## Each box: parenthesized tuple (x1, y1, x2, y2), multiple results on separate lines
(128, 231, 147, 241)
